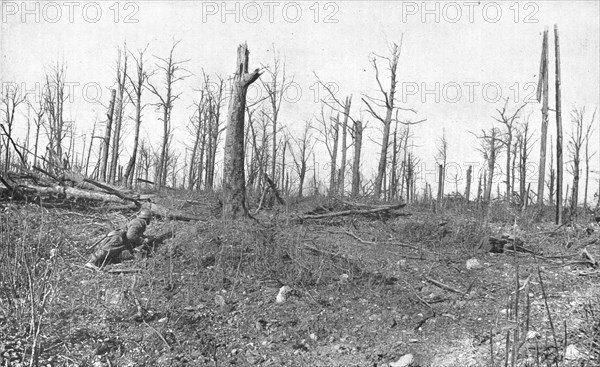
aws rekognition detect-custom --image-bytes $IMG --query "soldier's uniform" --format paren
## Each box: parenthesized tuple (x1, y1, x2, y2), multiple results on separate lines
(85, 209, 153, 270)
(87, 230, 133, 268)
(126, 217, 148, 247)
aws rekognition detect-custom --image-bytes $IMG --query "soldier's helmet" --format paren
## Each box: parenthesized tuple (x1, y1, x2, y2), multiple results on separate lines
(138, 209, 153, 220)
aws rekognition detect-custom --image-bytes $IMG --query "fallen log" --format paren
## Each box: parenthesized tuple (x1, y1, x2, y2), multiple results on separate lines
(82, 178, 140, 206)
(297, 203, 406, 220)
(21, 184, 131, 204)
(144, 203, 202, 222)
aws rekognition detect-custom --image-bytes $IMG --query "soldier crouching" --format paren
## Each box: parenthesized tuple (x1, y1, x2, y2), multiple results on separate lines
(85, 209, 154, 270)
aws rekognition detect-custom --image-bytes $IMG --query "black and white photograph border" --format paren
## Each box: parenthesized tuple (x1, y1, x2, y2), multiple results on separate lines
(1, 1, 599, 366)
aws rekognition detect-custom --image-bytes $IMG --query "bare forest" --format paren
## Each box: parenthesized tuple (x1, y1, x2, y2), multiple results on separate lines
(1, 2, 600, 367)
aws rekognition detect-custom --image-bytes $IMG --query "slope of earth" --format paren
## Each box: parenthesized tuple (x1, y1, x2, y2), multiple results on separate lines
(1, 195, 599, 366)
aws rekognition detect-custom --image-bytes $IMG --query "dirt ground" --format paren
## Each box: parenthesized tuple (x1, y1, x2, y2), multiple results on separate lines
(1, 194, 599, 367)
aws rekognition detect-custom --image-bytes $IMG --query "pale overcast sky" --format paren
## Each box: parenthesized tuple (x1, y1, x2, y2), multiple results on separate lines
(1, 1, 599, 200)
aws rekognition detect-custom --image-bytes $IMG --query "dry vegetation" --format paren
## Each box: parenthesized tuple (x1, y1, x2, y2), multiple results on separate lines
(1, 20, 599, 367)
(1, 191, 599, 367)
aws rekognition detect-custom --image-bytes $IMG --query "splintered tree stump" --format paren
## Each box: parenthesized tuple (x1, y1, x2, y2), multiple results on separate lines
(221, 43, 262, 219)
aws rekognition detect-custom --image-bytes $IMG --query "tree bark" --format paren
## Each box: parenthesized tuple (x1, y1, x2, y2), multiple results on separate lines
(222, 43, 261, 219)
(554, 24, 563, 224)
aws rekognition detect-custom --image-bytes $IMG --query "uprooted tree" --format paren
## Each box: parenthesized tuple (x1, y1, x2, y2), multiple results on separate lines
(222, 43, 262, 220)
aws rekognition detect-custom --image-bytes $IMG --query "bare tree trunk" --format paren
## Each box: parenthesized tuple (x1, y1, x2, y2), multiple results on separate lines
(572, 161, 580, 212)
(482, 172, 488, 202)
(511, 138, 518, 198)
(204, 80, 223, 190)
(351, 119, 363, 197)
(437, 164, 444, 202)
(188, 115, 202, 190)
(100, 90, 116, 182)
(477, 173, 483, 202)
(84, 120, 97, 177)
(222, 43, 261, 219)
(390, 126, 399, 199)
(123, 47, 148, 187)
(280, 139, 287, 190)
(505, 131, 512, 200)
(147, 40, 188, 188)
(1, 86, 25, 172)
(583, 132, 591, 209)
(109, 48, 128, 184)
(465, 165, 472, 201)
(205, 107, 214, 189)
(339, 96, 351, 196)
(363, 41, 405, 198)
(406, 152, 414, 203)
(548, 143, 555, 206)
(537, 28, 549, 206)
(554, 24, 563, 224)
(328, 113, 339, 196)
(33, 114, 41, 168)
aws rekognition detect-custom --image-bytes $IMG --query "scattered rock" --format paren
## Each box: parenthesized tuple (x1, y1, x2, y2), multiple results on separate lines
(526, 331, 541, 340)
(276, 286, 291, 304)
(103, 288, 125, 307)
(245, 349, 264, 364)
(565, 344, 580, 360)
(466, 258, 482, 270)
(390, 353, 414, 367)
(214, 294, 226, 307)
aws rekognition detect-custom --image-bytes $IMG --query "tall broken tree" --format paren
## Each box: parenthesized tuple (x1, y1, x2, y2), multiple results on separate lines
(43, 62, 69, 171)
(314, 74, 356, 197)
(362, 37, 425, 198)
(554, 24, 563, 224)
(123, 45, 149, 187)
(261, 50, 292, 185)
(222, 43, 262, 219)
(583, 110, 597, 209)
(435, 130, 448, 202)
(495, 98, 527, 201)
(351, 118, 363, 197)
(147, 40, 189, 187)
(536, 27, 549, 207)
(108, 45, 129, 184)
(1, 84, 26, 173)
(568, 107, 595, 212)
(314, 104, 340, 197)
(518, 116, 534, 202)
(100, 90, 116, 182)
(289, 119, 315, 198)
(465, 165, 472, 201)
(475, 128, 503, 202)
